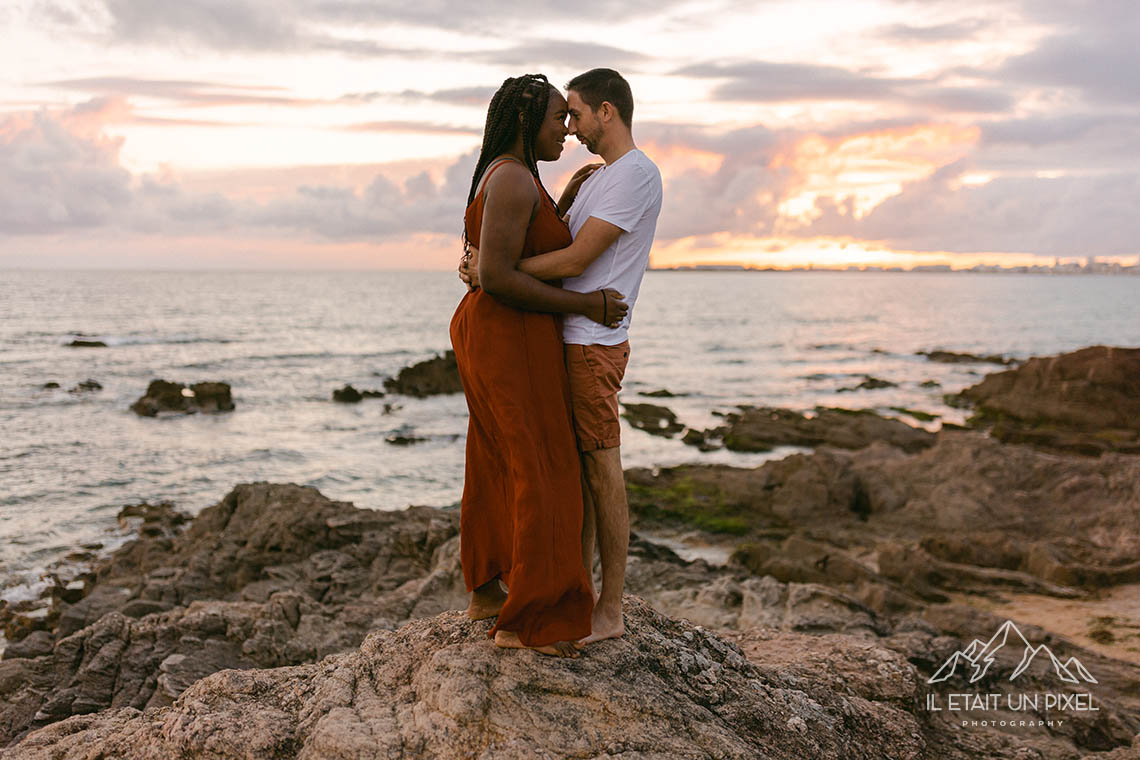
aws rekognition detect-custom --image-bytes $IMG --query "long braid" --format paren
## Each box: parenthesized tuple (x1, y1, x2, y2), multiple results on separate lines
(463, 74, 554, 260)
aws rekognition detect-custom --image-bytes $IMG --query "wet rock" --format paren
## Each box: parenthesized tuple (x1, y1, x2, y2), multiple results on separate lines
(889, 406, 938, 422)
(917, 349, 1015, 365)
(129, 380, 234, 416)
(643, 388, 685, 397)
(385, 433, 427, 445)
(66, 340, 106, 348)
(837, 375, 897, 392)
(383, 350, 462, 397)
(67, 380, 101, 393)
(620, 402, 685, 437)
(686, 406, 935, 453)
(681, 427, 721, 451)
(331, 384, 361, 402)
(331, 385, 384, 403)
(960, 345, 1140, 455)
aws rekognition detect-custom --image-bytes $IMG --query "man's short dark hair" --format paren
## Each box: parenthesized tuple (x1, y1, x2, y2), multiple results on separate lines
(566, 68, 633, 128)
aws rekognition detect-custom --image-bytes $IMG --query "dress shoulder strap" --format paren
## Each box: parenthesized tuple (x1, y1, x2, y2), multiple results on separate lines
(474, 156, 526, 200)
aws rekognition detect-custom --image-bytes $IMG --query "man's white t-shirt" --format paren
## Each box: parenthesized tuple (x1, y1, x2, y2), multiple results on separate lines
(561, 148, 662, 346)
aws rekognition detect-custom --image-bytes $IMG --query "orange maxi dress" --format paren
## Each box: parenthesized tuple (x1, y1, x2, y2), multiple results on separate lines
(448, 160, 593, 647)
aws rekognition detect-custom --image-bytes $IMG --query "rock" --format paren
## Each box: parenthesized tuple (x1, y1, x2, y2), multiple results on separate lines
(917, 349, 1015, 365)
(1, 631, 54, 660)
(919, 379, 940, 388)
(889, 407, 938, 422)
(3, 598, 931, 760)
(331, 385, 384, 402)
(620, 402, 685, 437)
(2, 469, 1138, 757)
(41, 382, 60, 389)
(117, 501, 189, 541)
(0, 484, 466, 746)
(685, 406, 935, 453)
(386, 433, 427, 445)
(643, 388, 685, 397)
(129, 380, 234, 416)
(960, 345, 1140, 455)
(681, 427, 721, 451)
(11, 595, 1137, 759)
(67, 379, 101, 393)
(631, 429, 1140, 605)
(66, 340, 106, 348)
(331, 384, 362, 403)
(837, 375, 897, 392)
(383, 351, 462, 397)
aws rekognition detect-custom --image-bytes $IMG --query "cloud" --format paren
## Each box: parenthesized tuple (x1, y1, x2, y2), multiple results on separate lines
(468, 40, 649, 70)
(994, 0, 1140, 104)
(39, 77, 326, 108)
(801, 159, 1140, 256)
(0, 100, 474, 241)
(37, 0, 665, 63)
(341, 120, 481, 135)
(0, 108, 132, 234)
(676, 60, 1013, 113)
(100, 0, 304, 50)
(876, 19, 989, 42)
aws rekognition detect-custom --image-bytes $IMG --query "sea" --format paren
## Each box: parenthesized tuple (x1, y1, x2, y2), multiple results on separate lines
(2, 269, 1138, 635)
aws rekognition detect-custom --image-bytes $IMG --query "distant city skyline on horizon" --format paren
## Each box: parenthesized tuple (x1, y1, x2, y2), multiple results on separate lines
(2, 1, 1138, 270)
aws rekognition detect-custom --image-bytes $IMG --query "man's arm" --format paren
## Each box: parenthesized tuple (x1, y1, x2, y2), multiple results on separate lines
(516, 216, 624, 280)
(476, 166, 621, 322)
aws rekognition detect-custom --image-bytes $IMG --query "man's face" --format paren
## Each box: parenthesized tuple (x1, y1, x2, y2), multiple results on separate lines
(567, 90, 604, 155)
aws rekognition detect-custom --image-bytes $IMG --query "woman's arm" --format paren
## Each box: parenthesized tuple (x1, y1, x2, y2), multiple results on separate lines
(515, 216, 624, 280)
(477, 165, 623, 324)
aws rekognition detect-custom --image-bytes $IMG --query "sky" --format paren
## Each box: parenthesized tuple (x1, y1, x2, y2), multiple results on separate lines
(1, 0, 1138, 270)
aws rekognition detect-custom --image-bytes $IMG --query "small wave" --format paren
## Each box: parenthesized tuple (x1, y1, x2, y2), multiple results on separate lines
(60, 334, 234, 347)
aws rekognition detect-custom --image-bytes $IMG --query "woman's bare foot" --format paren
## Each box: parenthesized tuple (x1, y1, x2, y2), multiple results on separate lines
(466, 579, 507, 620)
(494, 630, 580, 658)
(576, 605, 624, 645)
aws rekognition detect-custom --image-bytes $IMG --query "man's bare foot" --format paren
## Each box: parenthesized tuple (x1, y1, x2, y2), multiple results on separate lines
(466, 579, 507, 620)
(494, 630, 580, 658)
(576, 606, 624, 645)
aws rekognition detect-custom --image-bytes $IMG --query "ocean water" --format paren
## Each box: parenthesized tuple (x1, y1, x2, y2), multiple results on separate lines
(2, 269, 1138, 610)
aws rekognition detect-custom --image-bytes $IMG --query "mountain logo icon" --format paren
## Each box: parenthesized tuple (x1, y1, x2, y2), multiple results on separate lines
(928, 620, 1098, 685)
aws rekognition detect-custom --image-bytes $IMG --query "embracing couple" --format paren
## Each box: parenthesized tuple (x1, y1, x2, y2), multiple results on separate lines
(449, 68, 662, 658)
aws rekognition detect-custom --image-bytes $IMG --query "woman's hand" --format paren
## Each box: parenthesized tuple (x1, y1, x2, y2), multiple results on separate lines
(459, 248, 481, 290)
(583, 288, 628, 327)
(558, 162, 603, 215)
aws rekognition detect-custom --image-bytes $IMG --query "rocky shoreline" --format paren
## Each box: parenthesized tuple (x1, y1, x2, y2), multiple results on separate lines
(2, 346, 1139, 758)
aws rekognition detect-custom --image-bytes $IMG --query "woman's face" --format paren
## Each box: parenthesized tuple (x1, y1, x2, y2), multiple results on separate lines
(533, 89, 569, 162)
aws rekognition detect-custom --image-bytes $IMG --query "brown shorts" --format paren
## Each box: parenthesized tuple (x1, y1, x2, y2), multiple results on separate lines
(564, 341, 630, 452)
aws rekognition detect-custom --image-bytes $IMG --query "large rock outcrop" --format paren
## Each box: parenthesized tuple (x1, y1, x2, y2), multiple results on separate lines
(6, 597, 1137, 759)
(959, 345, 1140, 455)
(383, 350, 462, 397)
(629, 430, 1140, 605)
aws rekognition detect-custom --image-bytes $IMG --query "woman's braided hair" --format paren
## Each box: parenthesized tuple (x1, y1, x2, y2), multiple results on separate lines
(463, 74, 556, 260)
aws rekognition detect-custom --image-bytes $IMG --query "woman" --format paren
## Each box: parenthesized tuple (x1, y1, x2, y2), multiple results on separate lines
(449, 74, 625, 658)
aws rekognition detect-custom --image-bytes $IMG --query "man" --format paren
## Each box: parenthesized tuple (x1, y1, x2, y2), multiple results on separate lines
(461, 68, 662, 644)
